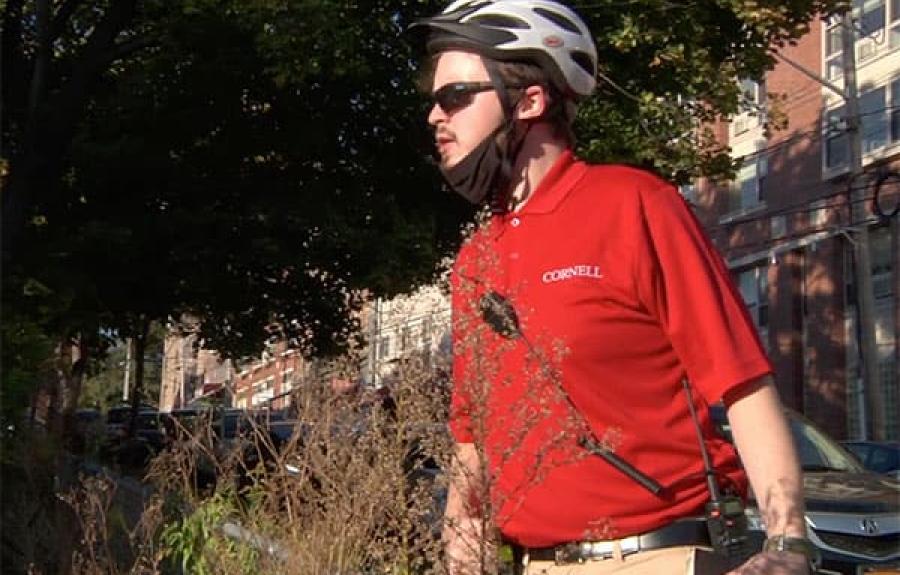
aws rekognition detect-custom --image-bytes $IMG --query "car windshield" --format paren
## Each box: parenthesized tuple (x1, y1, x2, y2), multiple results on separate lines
(712, 406, 865, 473)
(787, 416, 865, 472)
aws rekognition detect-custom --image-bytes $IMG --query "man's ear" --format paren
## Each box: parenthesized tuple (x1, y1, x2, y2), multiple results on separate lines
(515, 85, 548, 120)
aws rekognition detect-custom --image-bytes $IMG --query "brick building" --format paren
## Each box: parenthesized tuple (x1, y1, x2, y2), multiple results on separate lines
(232, 342, 310, 410)
(160, 286, 451, 413)
(690, 9, 899, 439)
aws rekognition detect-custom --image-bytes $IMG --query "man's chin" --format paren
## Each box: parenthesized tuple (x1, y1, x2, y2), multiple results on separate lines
(439, 155, 461, 170)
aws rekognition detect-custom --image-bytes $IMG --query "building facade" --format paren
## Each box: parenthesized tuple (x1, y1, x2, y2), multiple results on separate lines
(362, 284, 452, 387)
(160, 286, 452, 413)
(232, 342, 310, 410)
(159, 328, 235, 411)
(691, 8, 899, 440)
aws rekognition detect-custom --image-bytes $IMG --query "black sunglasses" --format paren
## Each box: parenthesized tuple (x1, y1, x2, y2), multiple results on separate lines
(431, 81, 496, 113)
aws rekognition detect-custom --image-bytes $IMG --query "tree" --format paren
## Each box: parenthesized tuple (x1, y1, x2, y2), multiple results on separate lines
(2, 0, 847, 418)
(80, 325, 163, 411)
(568, 0, 848, 181)
(2, 0, 470, 422)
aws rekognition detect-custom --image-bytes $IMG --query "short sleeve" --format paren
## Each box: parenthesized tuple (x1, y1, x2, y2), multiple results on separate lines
(634, 183, 772, 402)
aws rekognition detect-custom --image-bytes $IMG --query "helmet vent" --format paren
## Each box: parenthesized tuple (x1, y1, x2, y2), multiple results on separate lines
(571, 51, 596, 76)
(533, 7, 581, 34)
(470, 14, 530, 29)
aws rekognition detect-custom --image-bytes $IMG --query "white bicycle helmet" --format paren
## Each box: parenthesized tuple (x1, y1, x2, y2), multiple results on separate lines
(413, 0, 597, 99)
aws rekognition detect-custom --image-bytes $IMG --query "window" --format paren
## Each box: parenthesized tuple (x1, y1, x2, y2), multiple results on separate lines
(856, 0, 886, 36)
(739, 164, 759, 206)
(871, 226, 894, 300)
(825, 3, 900, 75)
(679, 182, 698, 205)
(771, 215, 787, 239)
(825, 16, 844, 80)
(826, 20, 843, 56)
(892, 77, 900, 141)
(729, 158, 765, 212)
(251, 376, 276, 406)
(732, 79, 766, 136)
(421, 317, 432, 346)
(826, 105, 849, 169)
(826, 81, 900, 170)
(739, 266, 769, 346)
(262, 376, 274, 391)
(860, 86, 888, 152)
(741, 78, 766, 108)
(378, 336, 391, 359)
(757, 156, 768, 202)
(282, 368, 294, 386)
(809, 199, 832, 228)
(892, 0, 900, 46)
(826, 57, 844, 81)
(400, 326, 411, 351)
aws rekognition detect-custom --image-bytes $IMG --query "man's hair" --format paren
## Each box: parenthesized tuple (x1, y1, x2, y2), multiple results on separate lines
(494, 59, 576, 146)
(418, 54, 577, 146)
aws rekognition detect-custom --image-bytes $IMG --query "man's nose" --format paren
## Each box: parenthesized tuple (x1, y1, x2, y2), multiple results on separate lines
(427, 102, 446, 126)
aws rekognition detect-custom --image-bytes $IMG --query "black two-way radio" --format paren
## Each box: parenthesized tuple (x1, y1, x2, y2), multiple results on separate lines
(682, 378, 749, 559)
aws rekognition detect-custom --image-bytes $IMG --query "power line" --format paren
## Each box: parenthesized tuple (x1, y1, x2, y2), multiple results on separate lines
(718, 206, 886, 256)
(709, 188, 879, 232)
(700, 159, 900, 230)
(726, 103, 899, 165)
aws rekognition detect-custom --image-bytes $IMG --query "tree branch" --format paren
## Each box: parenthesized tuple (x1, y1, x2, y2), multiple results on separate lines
(2, 0, 139, 260)
(49, 0, 85, 42)
(106, 35, 157, 64)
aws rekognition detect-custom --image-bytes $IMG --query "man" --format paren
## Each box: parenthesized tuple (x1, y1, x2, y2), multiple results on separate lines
(412, 1, 814, 574)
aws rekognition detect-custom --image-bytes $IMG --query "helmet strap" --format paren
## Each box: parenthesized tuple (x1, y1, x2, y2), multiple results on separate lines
(491, 116, 533, 214)
(483, 58, 515, 120)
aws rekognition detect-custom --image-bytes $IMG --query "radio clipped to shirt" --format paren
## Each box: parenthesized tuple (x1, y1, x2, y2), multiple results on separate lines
(477, 289, 750, 559)
(705, 494, 749, 558)
(682, 378, 750, 560)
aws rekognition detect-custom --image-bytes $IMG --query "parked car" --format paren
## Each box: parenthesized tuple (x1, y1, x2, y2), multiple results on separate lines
(69, 408, 105, 453)
(101, 406, 168, 468)
(841, 441, 900, 480)
(710, 405, 900, 574)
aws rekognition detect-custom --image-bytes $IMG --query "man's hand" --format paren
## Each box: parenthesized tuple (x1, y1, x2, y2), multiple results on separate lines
(727, 550, 811, 575)
(443, 516, 493, 575)
(443, 443, 491, 575)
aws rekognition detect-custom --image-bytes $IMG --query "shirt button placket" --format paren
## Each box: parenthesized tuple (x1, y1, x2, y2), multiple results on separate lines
(506, 216, 522, 290)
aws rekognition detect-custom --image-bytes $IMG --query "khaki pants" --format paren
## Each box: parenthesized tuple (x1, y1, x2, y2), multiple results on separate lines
(520, 545, 735, 575)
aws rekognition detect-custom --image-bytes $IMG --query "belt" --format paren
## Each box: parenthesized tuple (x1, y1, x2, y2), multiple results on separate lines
(514, 518, 711, 565)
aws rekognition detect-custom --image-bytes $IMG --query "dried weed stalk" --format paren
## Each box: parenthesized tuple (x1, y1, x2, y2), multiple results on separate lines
(51, 347, 455, 574)
(446, 220, 595, 574)
(51, 233, 592, 575)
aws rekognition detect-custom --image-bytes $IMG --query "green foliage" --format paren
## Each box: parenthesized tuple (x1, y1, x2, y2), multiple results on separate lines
(0, 312, 54, 423)
(1, 0, 846, 409)
(569, 0, 848, 181)
(79, 324, 164, 411)
(160, 490, 259, 574)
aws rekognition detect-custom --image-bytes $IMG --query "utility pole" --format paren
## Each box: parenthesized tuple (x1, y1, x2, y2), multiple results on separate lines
(122, 337, 132, 402)
(840, 11, 883, 440)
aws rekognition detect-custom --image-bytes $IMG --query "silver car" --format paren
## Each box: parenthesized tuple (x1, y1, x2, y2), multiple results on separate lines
(710, 406, 900, 574)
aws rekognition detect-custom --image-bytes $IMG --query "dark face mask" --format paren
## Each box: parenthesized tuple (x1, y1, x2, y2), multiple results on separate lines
(439, 123, 511, 206)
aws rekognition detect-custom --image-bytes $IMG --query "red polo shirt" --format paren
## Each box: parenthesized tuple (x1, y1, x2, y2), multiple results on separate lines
(449, 151, 771, 547)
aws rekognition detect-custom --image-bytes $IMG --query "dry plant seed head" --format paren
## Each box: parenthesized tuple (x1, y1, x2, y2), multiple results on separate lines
(37, 230, 611, 575)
